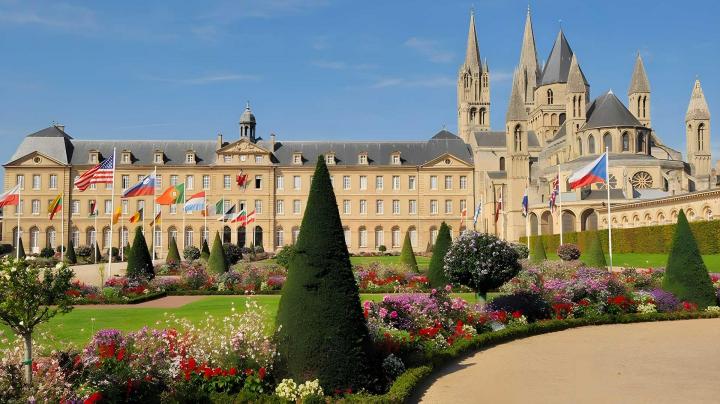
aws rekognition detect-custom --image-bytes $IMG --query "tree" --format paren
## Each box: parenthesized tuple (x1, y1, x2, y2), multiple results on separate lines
(444, 231, 522, 302)
(529, 236, 547, 264)
(428, 222, 451, 287)
(166, 236, 181, 265)
(399, 231, 418, 271)
(662, 209, 716, 308)
(65, 239, 77, 264)
(208, 232, 228, 274)
(15, 238, 26, 259)
(0, 259, 74, 384)
(93, 242, 102, 264)
(581, 231, 606, 268)
(276, 156, 376, 392)
(275, 245, 297, 269)
(126, 227, 154, 280)
(200, 238, 210, 261)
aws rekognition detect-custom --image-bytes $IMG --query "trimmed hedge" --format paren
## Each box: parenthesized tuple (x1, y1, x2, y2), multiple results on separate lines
(522, 218, 720, 256)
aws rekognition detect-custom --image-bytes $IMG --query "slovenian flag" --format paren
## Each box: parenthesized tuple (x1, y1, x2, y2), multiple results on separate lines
(568, 153, 608, 189)
(521, 189, 528, 217)
(184, 192, 206, 213)
(122, 174, 156, 198)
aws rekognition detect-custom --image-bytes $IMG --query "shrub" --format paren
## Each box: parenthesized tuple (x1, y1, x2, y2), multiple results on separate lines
(557, 243, 581, 261)
(223, 243, 243, 265)
(65, 240, 77, 264)
(208, 233, 228, 274)
(428, 222, 452, 288)
(200, 239, 210, 261)
(378, 245, 387, 253)
(399, 232, 418, 272)
(276, 155, 377, 392)
(76, 245, 92, 257)
(581, 231, 606, 268)
(126, 227, 154, 280)
(487, 292, 551, 322)
(166, 236, 181, 265)
(0, 243, 13, 255)
(444, 231, 522, 300)
(39, 246, 55, 258)
(183, 245, 201, 261)
(662, 209, 716, 308)
(274, 245, 296, 269)
(529, 236, 547, 264)
(512, 243, 530, 259)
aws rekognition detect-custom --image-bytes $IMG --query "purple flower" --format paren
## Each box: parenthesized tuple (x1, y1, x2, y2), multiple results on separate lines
(650, 288, 680, 312)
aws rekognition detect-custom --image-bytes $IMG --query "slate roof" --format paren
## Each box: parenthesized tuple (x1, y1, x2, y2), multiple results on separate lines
(9, 126, 74, 164)
(71, 140, 219, 166)
(583, 91, 642, 130)
(473, 131, 540, 148)
(540, 30, 588, 86)
(628, 54, 650, 94)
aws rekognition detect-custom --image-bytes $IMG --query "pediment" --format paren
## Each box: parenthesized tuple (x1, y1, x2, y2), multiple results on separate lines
(422, 153, 473, 169)
(217, 139, 271, 155)
(4, 151, 67, 167)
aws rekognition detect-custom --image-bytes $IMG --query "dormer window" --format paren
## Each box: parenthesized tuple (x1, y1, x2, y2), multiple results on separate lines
(358, 153, 368, 165)
(391, 153, 401, 165)
(293, 152, 302, 165)
(185, 152, 195, 164)
(154, 152, 164, 164)
(89, 151, 99, 164)
(121, 151, 132, 164)
(326, 153, 335, 165)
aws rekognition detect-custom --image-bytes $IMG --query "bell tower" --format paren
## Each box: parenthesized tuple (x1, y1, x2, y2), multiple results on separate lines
(686, 80, 711, 182)
(239, 102, 257, 142)
(457, 10, 490, 143)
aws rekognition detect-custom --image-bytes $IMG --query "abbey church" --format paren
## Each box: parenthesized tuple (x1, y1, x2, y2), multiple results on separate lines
(3, 9, 716, 255)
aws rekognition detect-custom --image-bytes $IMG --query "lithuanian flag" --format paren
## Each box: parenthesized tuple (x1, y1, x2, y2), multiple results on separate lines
(48, 194, 62, 220)
(156, 183, 185, 205)
(129, 208, 143, 223)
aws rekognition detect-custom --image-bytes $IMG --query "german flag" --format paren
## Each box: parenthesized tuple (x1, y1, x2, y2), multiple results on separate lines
(129, 208, 143, 223)
(149, 211, 162, 227)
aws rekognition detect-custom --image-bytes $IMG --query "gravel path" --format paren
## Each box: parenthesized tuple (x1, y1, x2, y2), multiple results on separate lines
(416, 318, 720, 404)
(75, 295, 205, 309)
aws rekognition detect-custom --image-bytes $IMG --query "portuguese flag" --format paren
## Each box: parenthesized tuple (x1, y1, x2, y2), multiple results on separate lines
(156, 183, 185, 205)
(48, 194, 62, 220)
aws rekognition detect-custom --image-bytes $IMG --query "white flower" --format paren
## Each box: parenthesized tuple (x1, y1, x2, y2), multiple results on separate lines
(705, 306, 720, 314)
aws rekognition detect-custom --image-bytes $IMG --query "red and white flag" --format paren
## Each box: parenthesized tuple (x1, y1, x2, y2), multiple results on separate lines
(0, 184, 21, 207)
(494, 187, 503, 223)
(74, 155, 115, 191)
(245, 210, 256, 225)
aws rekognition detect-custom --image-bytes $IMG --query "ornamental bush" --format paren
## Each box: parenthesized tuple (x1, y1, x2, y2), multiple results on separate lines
(399, 232, 418, 272)
(208, 233, 228, 274)
(183, 245, 201, 261)
(662, 209, 716, 308)
(443, 231, 522, 300)
(223, 243, 243, 265)
(487, 291, 552, 322)
(39, 247, 55, 258)
(512, 243, 529, 260)
(529, 236, 547, 264)
(427, 222, 451, 288)
(200, 239, 210, 261)
(65, 240, 77, 264)
(276, 156, 376, 392)
(166, 237, 181, 265)
(581, 231, 606, 268)
(76, 245, 92, 258)
(557, 243, 581, 261)
(126, 227, 154, 280)
(15, 238, 26, 259)
(274, 245, 296, 269)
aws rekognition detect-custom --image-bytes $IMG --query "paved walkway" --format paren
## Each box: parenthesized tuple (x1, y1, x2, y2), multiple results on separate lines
(416, 318, 720, 404)
(75, 295, 205, 309)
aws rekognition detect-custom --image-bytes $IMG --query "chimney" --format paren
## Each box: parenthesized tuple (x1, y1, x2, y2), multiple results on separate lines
(54, 123, 65, 132)
(217, 132, 223, 149)
(270, 133, 276, 151)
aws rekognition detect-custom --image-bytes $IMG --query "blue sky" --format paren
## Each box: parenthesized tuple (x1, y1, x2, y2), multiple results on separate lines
(0, 0, 718, 180)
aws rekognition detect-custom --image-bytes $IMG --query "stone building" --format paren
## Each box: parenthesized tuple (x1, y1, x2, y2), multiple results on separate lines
(2, 9, 714, 255)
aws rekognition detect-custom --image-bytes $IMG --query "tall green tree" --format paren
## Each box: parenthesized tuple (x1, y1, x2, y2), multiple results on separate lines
(207, 232, 228, 274)
(428, 222, 451, 287)
(166, 236, 181, 265)
(662, 209, 716, 308)
(529, 236, 548, 264)
(65, 239, 77, 264)
(200, 238, 210, 261)
(15, 237, 26, 259)
(126, 227, 154, 279)
(399, 231, 418, 271)
(581, 231, 607, 268)
(275, 156, 376, 392)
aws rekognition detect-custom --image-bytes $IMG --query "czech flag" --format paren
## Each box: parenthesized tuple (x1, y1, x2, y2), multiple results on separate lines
(122, 174, 156, 198)
(184, 192, 206, 213)
(568, 153, 608, 189)
(0, 184, 21, 208)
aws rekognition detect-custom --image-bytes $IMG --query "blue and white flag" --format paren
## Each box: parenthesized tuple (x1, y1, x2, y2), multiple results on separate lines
(473, 202, 482, 225)
(521, 189, 529, 217)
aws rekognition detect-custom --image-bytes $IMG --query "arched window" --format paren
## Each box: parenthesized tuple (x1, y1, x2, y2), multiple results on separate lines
(168, 227, 178, 246)
(408, 226, 418, 247)
(391, 226, 401, 248)
(184, 227, 193, 248)
(603, 132, 612, 152)
(573, 95, 577, 117)
(201, 226, 209, 244)
(430, 226, 438, 245)
(637, 97, 642, 117)
(359, 226, 368, 248)
(588, 135, 595, 154)
(559, 113, 566, 125)
(223, 225, 231, 244)
(698, 123, 705, 151)
(103, 227, 111, 249)
(291, 226, 300, 244)
(71, 227, 80, 248)
(374, 226, 384, 249)
(637, 133, 646, 153)
(254, 226, 263, 248)
(237, 227, 246, 248)
(621, 132, 630, 151)
(46, 227, 56, 248)
(120, 227, 129, 248)
(87, 227, 96, 246)
(479, 108, 486, 125)
(547, 89, 553, 104)
(469, 108, 477, 124)
(577, 138, 583, 155)
(275, 227, 284, 248)
(12, 227, 22, 248)
(513, 125, 522, 152)
(642, 96, 647, 118)
(30, 227, 40, 252)
(499, 157, 505, 171)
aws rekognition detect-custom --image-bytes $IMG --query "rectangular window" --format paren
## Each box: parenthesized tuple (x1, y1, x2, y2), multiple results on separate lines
(223, 200, 232, 213)
(460, 199, 467, 213)
(343, 176, 351, 190)
(31, 199, 40, 215)
(375, 229, 384, 248)
(359, 199, 367, 214)
(104, 200, 112, 215)
(122, 153, 130, 163)
(445, 199, 452, 214)
(430, 175, 438, 190)
(223, 155, 232, 163)
(32, 175, 40, 190)
(392, 199, 400, 214)
(224, 175, 231, 190)
(156, 175, 163, 190)
(186, 153, 194, 164)
(170, 175, 179, 186)
(16, 199, 23, 215)
(203, 175, 210, 190)
(343, 200, 351, 214)
(49, 175, 58, 190)
(255, 175, 262, 189)
(359, 229, 367, 248)
(293, 154, 302, 164)
(186, 175, 194, 190)
(359, 176, 367, 191)
(444, 175, 452, 190)
(408, 175, 416, 190)
(121, 175, 130, 189)
(16, 175, 24, 190)
(238, 200, 246, 212)
(293, 200, 301, 214)
(105, 181, 113, 190)
(255, 155, 263, 164)
(137, 200, 145, 216)
(276, 200, 284, 215)
(430, 200, 438, 214)
(409, 199, 417, 214)
(376, 199, 384, 214)
(276, 175, 284, 190)
(155, 154, 163, 164)
(170, 204, 177, 215)
(122, 199, 129, 215)
(71, 200, 80, 214)
(255, 200, 262, 214)
(392, 175, 400, 190)
(293, 176, 301, 190)
(375, 176, 384, 190)
(460, 175, 468, 190)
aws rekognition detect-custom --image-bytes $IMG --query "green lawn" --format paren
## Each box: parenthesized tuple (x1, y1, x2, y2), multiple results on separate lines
(1, 293, 481, 350)
(262, 255, 432, 270)
(545, 252, 720, 272)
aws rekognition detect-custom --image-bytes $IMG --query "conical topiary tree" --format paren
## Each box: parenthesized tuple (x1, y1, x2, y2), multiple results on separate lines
(529, 236, 547, 264)
(662, 209, 716, 308)
(428, 222, 451, 287)
(581, 231, 606, 268)
(207, 232, 228, 274)
(93, 242, 102, 263)
(200, 238, 210, 261)
(65, 239, 77, 264)
(399, 231, 418, 271)
(16, 237, 26, 259)
(126, 227, 154, 279)
(166, 236, 181, 265)
(276, 156, 376, 392)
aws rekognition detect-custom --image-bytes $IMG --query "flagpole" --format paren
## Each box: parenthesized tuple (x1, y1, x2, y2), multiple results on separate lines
(120, 204, 124, 262)
(94, 200, 98, 264)
(203, 193, 207, 244)
(525, 186, 530, 250)
(558, 164, 563, 245)
(16, 184, 21, 260)
(182, 182, 186, 251)
(61, 192, 65, 262)
(605, 148, 613, 271)
(108, 148, 116, 279)
(153, 166, 157, 260)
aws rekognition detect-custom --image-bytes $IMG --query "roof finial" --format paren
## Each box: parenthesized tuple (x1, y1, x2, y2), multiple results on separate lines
(609, 88, 614, 95)
(527, 2, 531, 14)
(245, 100, 250, 109)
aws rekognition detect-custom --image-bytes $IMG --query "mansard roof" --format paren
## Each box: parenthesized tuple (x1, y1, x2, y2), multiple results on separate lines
(8, 126, 74, 165)
(71, 140, 219, 166)
(473, 131, 540, 148)
(583, 90, 642, 130)
(540, 30, 588, 86)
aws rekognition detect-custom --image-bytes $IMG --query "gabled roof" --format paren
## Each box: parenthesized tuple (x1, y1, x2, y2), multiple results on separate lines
(473, 131, 540, 148)
(583, 90, 642, 130)
(628, 54, 650, 94)
(540, 30, 588, 86)
(431, 129, 460, 140)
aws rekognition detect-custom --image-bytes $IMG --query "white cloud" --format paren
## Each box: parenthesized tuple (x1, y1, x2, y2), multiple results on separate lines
(404, 37, 454, 63)
(370, 76, 455, 89)
(0, 2, 97, 31)
(143, 73, 260, 85)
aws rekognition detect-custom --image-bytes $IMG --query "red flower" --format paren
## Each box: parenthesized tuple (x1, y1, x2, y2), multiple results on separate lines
(116, 347, 126, 361)
(244, 368, 254, 376)
(229, 367, 237, 376)
(512, 310, 522, 319)
(259, 367, 266, 380)
(84, 392, 102, 404)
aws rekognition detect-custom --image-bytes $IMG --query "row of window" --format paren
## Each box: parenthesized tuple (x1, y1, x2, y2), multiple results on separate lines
(14, 174, 59, 191)
(277, 174, 468, 191)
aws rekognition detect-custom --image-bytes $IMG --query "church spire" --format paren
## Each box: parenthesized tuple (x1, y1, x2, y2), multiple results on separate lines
(686, 79, 710, 121)
(507, 69, 528, 122)
(628, 53, 650, 94)
(566, 54, 587, 94)
(518, 6, 540, 104)
(463, 10, 482, 72)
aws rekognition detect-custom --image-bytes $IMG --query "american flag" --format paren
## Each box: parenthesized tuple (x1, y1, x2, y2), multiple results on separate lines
(74, 155, 115, 191)
(549, 175, 559, 213)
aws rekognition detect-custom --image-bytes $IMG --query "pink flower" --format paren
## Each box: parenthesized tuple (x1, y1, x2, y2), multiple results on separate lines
(444, 284, 452, 292)
(379, 308, 388, 318)
(390, 311, 398, 319)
